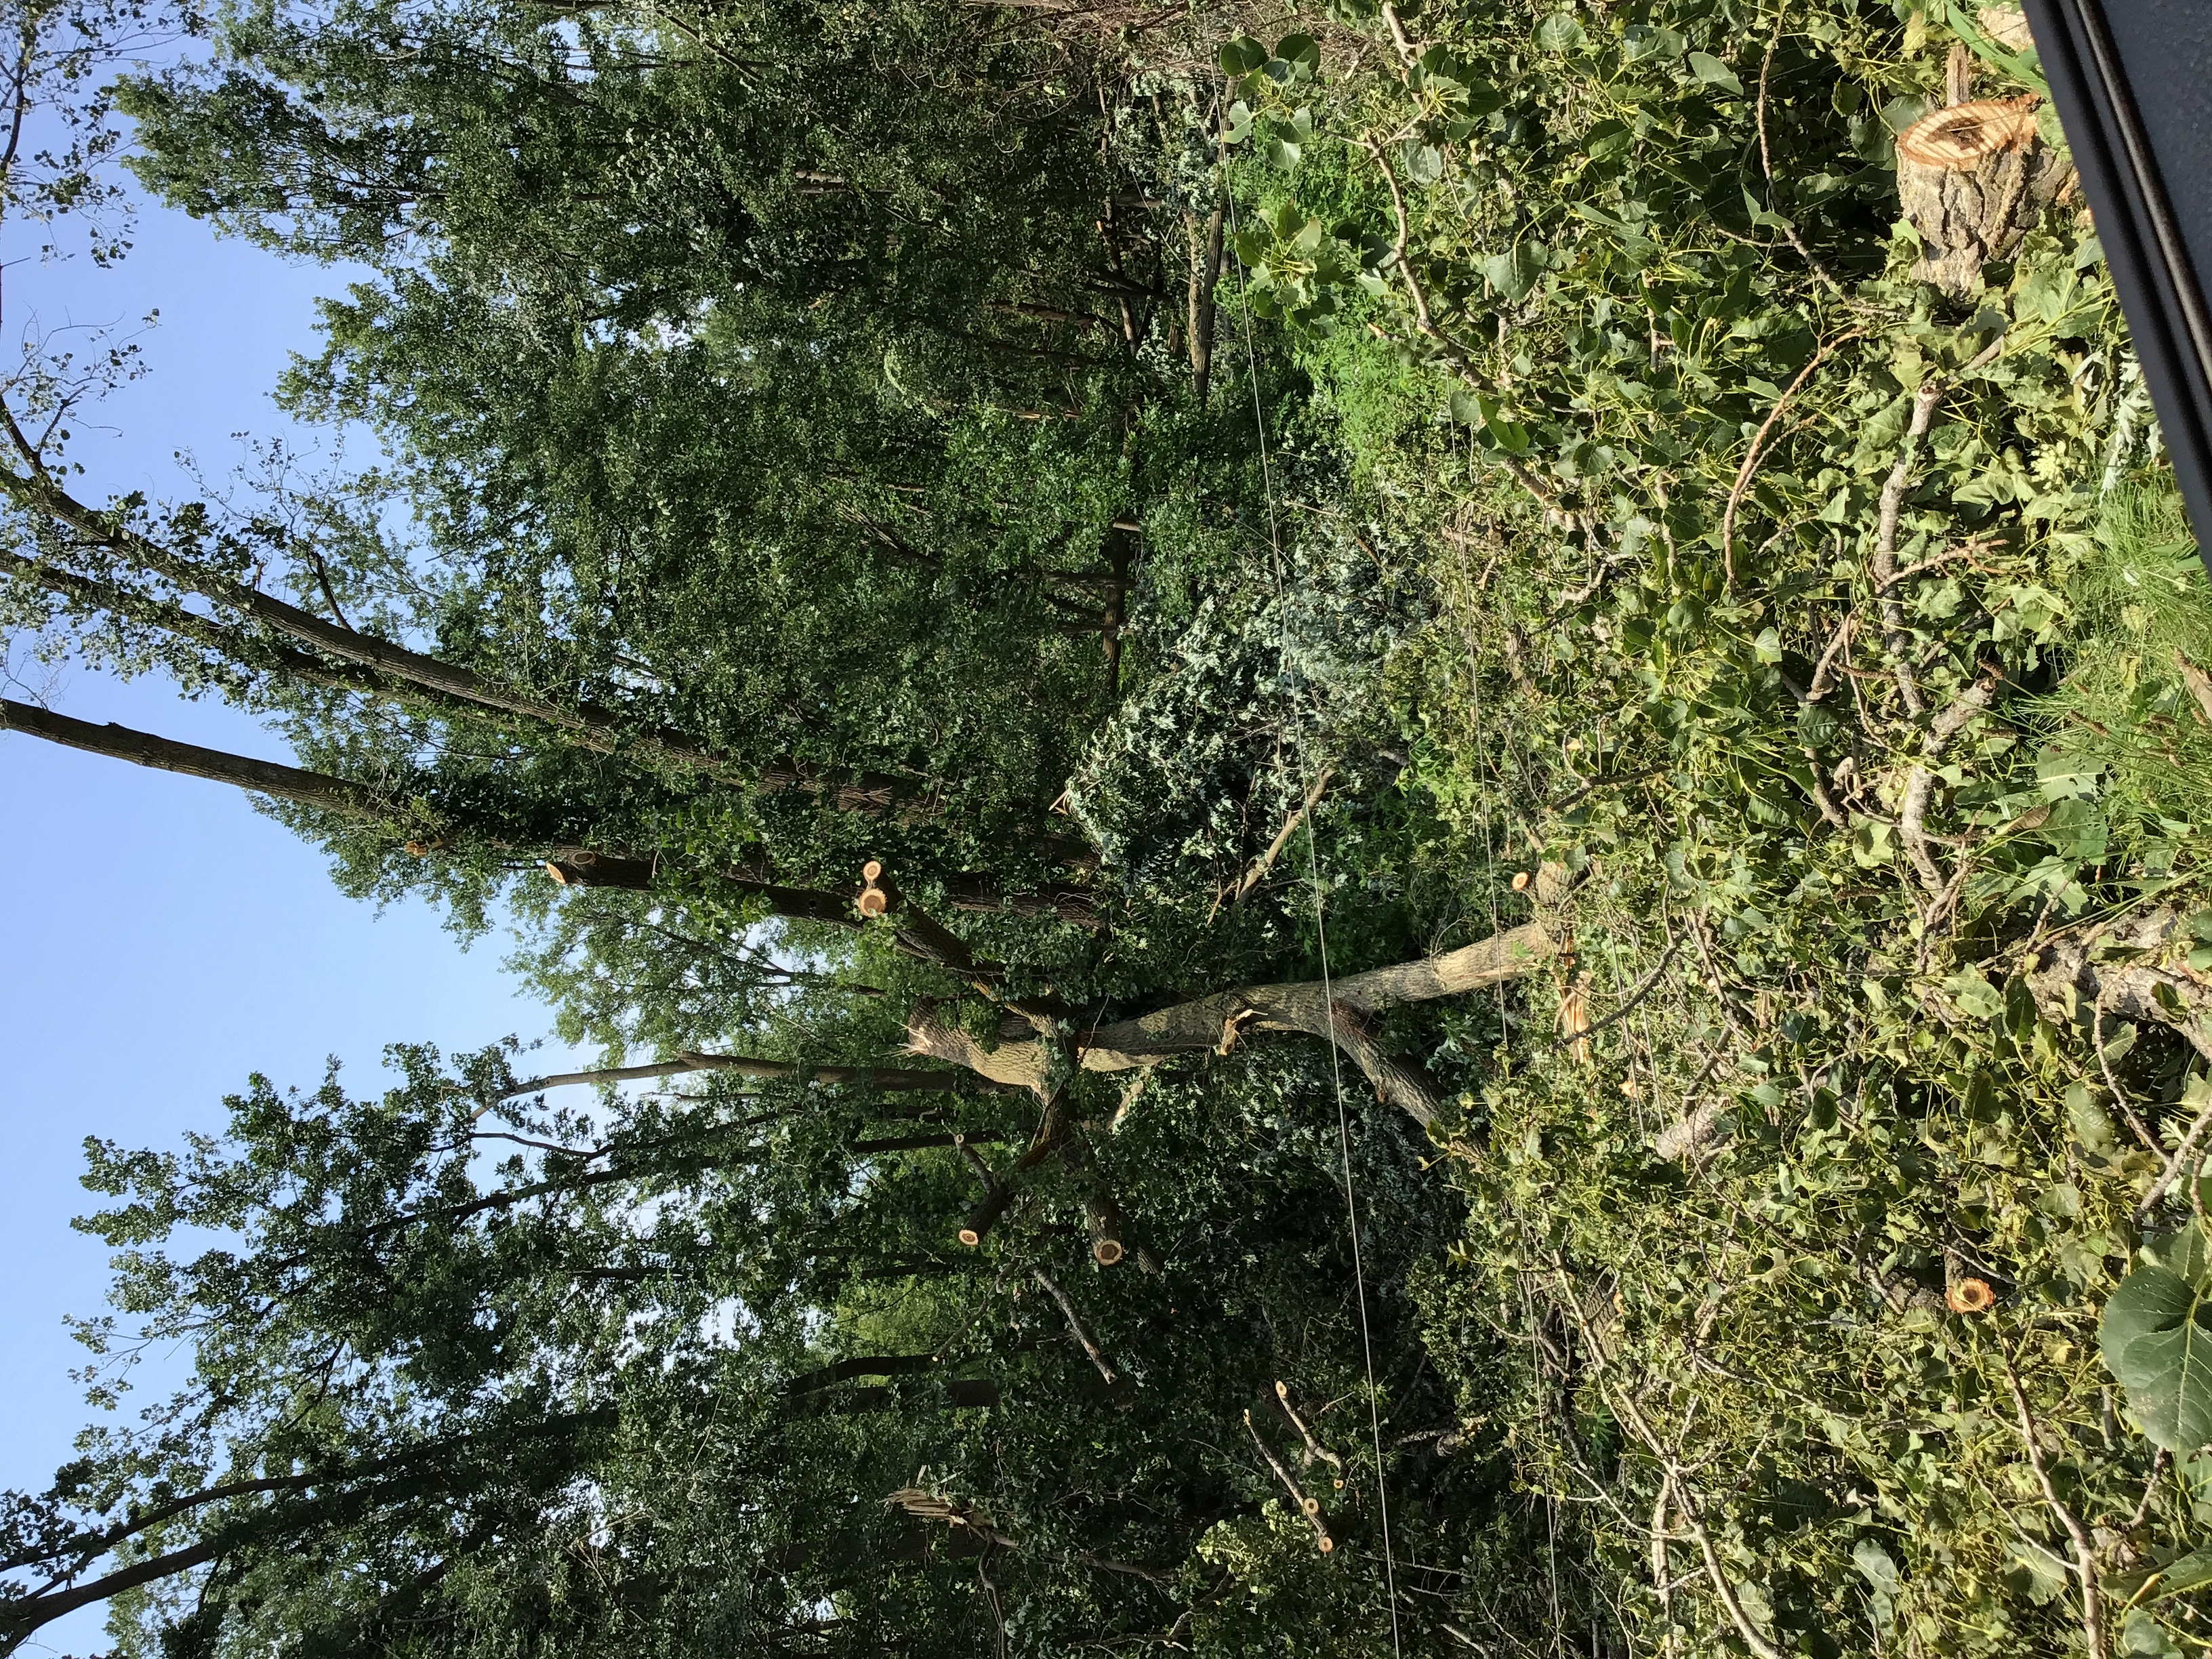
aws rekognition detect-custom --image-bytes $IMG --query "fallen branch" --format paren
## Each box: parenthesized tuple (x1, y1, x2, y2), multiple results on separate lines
(1244, 1410, 1334, 1553)
(1898, 667, 1999, 893)
(1033, 1269, 1126, 1392)
(1721, 330, 1864, 583)
(2024, 907, 2212, 1078)
(1218, 766, 1333, 916)
(2003, 1349, 2108, 1659)
(1872, 382, 1946, 718)
(907, 924, 1554, 1124)
(1274, 1381, 1345, 1473)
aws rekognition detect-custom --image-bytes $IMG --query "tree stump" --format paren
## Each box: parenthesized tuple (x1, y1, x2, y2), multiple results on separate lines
(1896, 96, 2068, 296)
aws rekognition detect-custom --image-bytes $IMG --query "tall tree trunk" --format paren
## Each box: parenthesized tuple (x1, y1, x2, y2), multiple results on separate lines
(0, 699, 1046, 977)
(506, 1051, 1017, 1096)
(0, 696, 392, 821)
(1101, 521, 1135, 700)
(3, 477, 1102, 871)
(0, 463, 754, 782)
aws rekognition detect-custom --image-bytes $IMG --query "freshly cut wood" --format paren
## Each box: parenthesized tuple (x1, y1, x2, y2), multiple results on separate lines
(1896, 97, 2068, 296)
(1977, 6, 2033, 51)
(1086, 1195, 1126, 1266)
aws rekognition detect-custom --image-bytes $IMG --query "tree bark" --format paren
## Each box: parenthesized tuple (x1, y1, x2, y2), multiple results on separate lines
(907, 923, 1555, 1124)
(1101, 522, 1134, 701)
(787, 1354, 941, 1395)
(0, 696, 391, 821)
(1896, 94, 2068, 297)
(506, 1052, 1013, 1097)
(1187, 203, 1226, 403)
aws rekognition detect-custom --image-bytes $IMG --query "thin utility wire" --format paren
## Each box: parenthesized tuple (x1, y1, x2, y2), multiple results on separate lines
(1223, 192, 1404, 1659)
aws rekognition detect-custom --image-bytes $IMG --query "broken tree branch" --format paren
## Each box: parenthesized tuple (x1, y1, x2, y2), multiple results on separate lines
(1244, 1410, 1333, 1553)
(1033, 1268, 1125, 1391)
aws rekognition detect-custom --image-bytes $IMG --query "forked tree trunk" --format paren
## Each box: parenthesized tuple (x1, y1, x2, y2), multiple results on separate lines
(906, 922, 1555, 1124)
(1, 488, 1099, 867)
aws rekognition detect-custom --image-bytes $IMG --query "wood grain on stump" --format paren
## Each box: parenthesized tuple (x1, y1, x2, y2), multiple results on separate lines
(1896, 96, 2068, 297)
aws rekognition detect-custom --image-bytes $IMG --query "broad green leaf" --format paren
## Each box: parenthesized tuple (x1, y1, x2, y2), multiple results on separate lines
(1688, 51, 1745, 96)
(1274, 33, 1320, 79)
(2102, 1236, 2212, 1452)
(1218, 35, 1267, 75)
(2144, 1546, 2212, 1600)
(1945, 970, 2005, 1022)
(1535, 12, 1588, 52)
(2068, 1085, 2118, 1155)
(2123, 1610, 2184, 1659)
(1741, 186, 1795, 232)
(1483, 243, 1546, 302)
(1401, 142, 1443, 185)
(1622, 23, 1685, 62)
(2005, 1534, 2069, 1605)
(1849, 1530, 1902, 1601)
(1584, 119, 1632, 162)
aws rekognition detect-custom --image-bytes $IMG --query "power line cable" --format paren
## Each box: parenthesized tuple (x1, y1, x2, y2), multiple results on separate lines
(1223, 192, 1404, 1659)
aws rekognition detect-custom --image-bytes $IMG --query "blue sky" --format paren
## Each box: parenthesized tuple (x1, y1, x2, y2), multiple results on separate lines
(0, 188, 577, 1656)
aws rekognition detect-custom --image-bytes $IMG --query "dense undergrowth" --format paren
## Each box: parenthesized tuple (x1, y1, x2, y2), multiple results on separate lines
(1218, 1, 2212, 1652)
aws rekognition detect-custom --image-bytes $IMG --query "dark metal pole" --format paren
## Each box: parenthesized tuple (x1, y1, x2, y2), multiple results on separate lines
(2023, 1, 2212, 568)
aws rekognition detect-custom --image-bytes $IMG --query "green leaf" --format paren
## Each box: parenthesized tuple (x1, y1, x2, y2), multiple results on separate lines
(2144, 1546, 2212, 1600)
(1483, 243, 1546, 302)
(1945, 969, 2005, 1022)
(2005, 1534, 2070, 1604)
(1851, 817, 1893, 867)
(1535, 13, 1588, 52)
(2068, 1084, 2118, 1155)
(1622, 23, 1685, 62)
(2101, 1234, 2212, 1452)
(1687, 51, 1744, 96)
(1218, 35, 1268, 75)
(1584, 119, 1632, 163)
(1274, 33, 1321, 79)
(1851, 1538, 1900, 1596)
(1741, 186, 1795, 233)
(2123, 1610, 2184, 1659)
